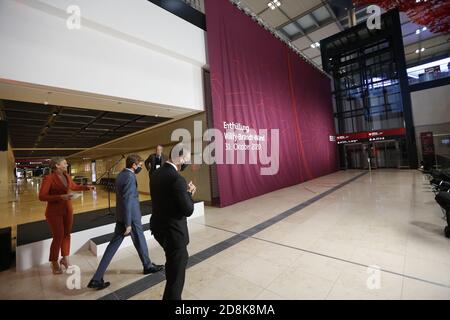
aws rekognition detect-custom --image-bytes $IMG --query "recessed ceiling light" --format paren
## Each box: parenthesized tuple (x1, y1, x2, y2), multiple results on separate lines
(268, 0, 281, 10)
(416, 26, 427, 34)
(415, 48, 425, 54)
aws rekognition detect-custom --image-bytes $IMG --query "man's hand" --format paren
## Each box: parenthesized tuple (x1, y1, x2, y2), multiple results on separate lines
(187, 181, 197, 196)
(124, 226, 132, 236)
(60, 194, 74, 200)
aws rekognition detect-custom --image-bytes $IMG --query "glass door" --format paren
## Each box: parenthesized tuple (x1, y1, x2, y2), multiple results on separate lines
(344, 143, 365, 169)
(374, 140, 401, 168)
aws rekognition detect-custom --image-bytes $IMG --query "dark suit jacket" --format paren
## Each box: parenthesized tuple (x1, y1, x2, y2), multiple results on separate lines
(115, 169, 141, 228)
(150, 163, 194, 249)
(144, 153, 166, 176)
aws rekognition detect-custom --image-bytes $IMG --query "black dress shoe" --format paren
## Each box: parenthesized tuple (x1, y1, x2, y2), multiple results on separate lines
(87, 279, 110, 290)
(143, 263, 164, 274)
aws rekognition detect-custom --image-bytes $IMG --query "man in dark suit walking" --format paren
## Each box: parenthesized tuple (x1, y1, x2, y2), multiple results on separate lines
(150, 144, 196, 300)
(145, 145, 166, 176)
(88, 154, 163, 290)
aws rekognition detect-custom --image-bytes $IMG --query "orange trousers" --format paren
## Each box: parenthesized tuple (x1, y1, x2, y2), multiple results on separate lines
(46, 212, 73, 262)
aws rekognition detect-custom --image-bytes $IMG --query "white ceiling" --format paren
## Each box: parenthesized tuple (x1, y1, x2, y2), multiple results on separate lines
(0, 79, 197, 119)
(0, 79, 200, 158)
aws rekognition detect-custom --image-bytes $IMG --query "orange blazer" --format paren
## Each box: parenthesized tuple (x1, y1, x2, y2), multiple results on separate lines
(39, 172, 89, 216)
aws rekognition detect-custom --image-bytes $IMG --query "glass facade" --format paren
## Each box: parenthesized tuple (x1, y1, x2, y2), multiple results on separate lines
(330, 39, 405, 135)
(407, 57, 450, 85)
(321, 10, 418, 169)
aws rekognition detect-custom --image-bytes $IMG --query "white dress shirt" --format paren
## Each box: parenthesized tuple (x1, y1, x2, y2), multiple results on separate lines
(166, 161, 178, 171)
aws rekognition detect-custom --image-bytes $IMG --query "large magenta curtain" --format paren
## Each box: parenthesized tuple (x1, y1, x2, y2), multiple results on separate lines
(205, 0, 337, 207)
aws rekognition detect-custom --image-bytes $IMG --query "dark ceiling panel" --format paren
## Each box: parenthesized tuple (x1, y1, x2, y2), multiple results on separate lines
(5, 110, 49, 121)
(137, 115, 162, 123)
(94, 118, 126, 125)
(3, 100, 54, 113)
(53, 122, 87, 129)
(14, 150, 79, 158)
(59, 108, 102, 116)
(9, 119, 47, 127)
(10, 127, 42, 133)
(56, 115, 93, 123)
(89, 123, 117, 129)
(114, 127, 136, 133)
(1, 99, 172, 158)
(103, 111, 138, 119)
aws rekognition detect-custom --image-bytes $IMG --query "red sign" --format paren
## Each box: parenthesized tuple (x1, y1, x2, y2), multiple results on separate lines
(336, 132, 369, 141)
(425, 66, 441, 73)
(420, 132, 435, 156)
(336, 128, 406, 144)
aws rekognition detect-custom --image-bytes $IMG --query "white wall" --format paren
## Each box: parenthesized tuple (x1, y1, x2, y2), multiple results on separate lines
(411, 84, 450, 127)
(0, 0, 206, 112)
(411, 84, 450, 162)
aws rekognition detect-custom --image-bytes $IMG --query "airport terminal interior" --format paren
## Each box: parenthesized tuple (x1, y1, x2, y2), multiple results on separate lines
(0, 0, 449, 301)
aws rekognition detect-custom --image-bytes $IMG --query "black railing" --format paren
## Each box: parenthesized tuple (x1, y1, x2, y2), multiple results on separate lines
(148, 0, 206, 30)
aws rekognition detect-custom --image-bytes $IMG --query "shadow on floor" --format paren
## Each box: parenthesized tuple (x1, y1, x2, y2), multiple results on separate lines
(411, 221, 444, 236)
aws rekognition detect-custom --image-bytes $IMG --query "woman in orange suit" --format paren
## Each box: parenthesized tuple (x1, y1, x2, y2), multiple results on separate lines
(39, 157, 94, 274)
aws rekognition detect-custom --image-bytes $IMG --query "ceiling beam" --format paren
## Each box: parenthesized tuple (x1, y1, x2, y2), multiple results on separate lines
(278, 7, 316, 46)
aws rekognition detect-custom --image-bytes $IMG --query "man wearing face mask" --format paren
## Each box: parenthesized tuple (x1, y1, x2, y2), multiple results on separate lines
(150, 144, 196, 300)
(145, 144, 166, 175)
(88, 154, 163, 290)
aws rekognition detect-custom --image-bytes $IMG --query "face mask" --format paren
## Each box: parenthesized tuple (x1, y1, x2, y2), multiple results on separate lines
(134, 166, 142, 174)
(180, 164, 189, 172)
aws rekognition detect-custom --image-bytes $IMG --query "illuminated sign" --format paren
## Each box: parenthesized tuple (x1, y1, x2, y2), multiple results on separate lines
(336, 128, 406, 144)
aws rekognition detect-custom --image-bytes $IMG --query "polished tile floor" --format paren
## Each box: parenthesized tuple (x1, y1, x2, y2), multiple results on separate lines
(0, 177, 151, 229)
(1, 169, 449, 300)
(0, 177, 150, 249)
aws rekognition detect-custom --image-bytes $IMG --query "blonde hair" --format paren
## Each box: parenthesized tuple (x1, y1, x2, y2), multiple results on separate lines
(50, 157, 66, 171)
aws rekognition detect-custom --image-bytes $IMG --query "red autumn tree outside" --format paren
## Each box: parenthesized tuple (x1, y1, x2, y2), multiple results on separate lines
(354, 0, 450, 33)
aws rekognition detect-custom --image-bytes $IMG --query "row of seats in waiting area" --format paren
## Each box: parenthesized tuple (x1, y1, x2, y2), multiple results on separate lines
(422, 168, 450, 238)
(96, 177, 117, 192)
